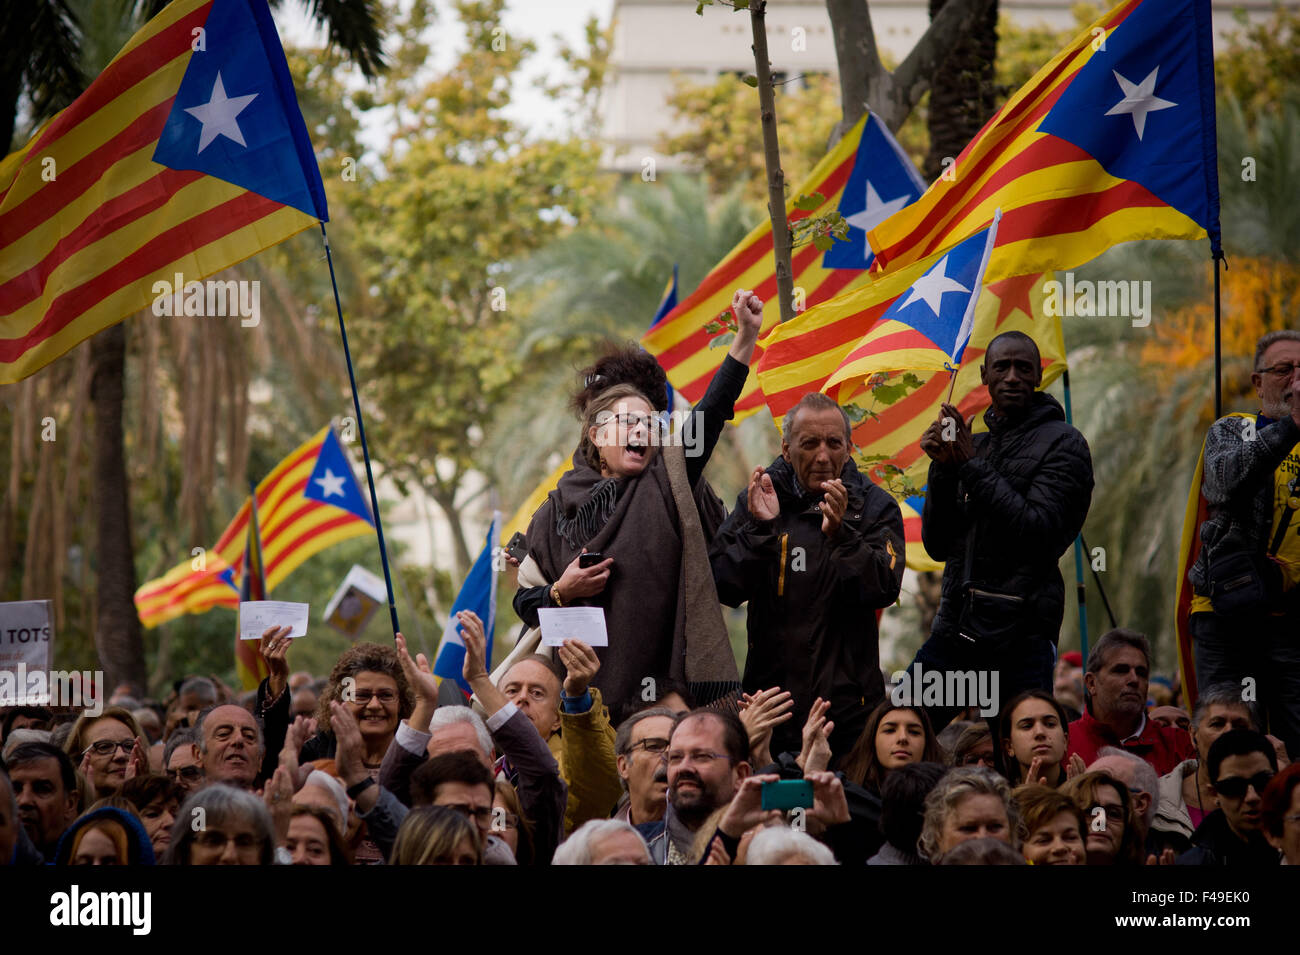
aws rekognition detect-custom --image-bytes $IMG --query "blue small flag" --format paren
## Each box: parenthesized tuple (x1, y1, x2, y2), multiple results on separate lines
(649, 265, 678, 412)
(881, 210, 1001, 365)
(433, 515, 500, 695)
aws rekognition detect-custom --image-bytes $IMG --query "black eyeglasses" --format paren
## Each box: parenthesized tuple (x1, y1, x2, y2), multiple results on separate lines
(83, 740, 134, 757)
(624, 737, 670, 756)
(1258, 361, 1299, 379)
(1212, 772, 1274, 800)
(167, 766, 204, 782)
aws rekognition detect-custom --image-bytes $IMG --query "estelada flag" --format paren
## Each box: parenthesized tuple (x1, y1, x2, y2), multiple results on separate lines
(234, 485, 270, 689)
(757, 243, 1065, 571)
(0, 0, 328, 383)
(868, 0, 1221, 283)
(135, 426, 374, 633)
(643, 111, 926, 420)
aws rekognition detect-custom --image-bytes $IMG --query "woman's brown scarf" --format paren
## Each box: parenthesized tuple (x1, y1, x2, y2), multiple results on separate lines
(524, 444, 739, 711)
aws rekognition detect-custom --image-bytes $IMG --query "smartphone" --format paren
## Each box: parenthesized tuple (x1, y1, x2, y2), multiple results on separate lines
(761, 779, 814, 811)
(578, 552, 606, 569)
(505, 532, 528, 563)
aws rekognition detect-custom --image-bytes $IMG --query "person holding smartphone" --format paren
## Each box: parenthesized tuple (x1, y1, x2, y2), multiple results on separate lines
(512, 290, 763, 720)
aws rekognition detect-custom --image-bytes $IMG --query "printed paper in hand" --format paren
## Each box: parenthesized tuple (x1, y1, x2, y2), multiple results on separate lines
(239, 601, 310, 641)
(537, 607, 608, 647)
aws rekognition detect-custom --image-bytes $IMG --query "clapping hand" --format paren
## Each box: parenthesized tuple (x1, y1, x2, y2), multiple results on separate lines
(747, 466, 779, 521)
(796, 697, 834, 774)
(738, 687, 794, 767)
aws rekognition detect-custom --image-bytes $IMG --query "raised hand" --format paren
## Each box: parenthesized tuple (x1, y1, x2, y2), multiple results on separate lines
(718, 774, 784, 839)
(259, 625, 294, 701)
(458, 611, 490, 684)
(920, 417, 954, 466)
(728, 288, 764, 365)
(263, 763, 294, 845)
(1066, 752, 1088, 780)
(939, 402, 974, 465)
(558, 639, 600, 699)
(819, 478, 847, 537)
(124, 736, 149, 781)
(805, 770, 851, 832)
(738, 687, 794, 766)
(797, 697, 834, 774)
(395, 632, 438, 704)
(280, 715, 317, 792)
(747, 466, 779, 521)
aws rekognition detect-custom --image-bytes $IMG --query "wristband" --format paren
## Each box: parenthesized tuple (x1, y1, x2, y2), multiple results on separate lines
(346, 776, 377, 799)
(551, 583, 565, 607)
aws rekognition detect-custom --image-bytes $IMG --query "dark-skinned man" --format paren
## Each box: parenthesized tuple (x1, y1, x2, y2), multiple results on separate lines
(905, 330, 1093, 733)
(711, 392, 905, 760)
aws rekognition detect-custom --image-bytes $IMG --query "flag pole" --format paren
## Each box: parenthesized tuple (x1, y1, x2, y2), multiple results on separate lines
(247, 480, 266, 594)
(1061, 369, 1091, 665)
(1213, 250, 1225, 418)
(320, 222, 401, 637)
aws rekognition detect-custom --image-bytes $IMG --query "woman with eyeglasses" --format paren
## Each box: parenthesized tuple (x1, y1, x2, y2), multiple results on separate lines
(294, 643, 413, 767)
(493, 779, 535, 865)
(949, 723, 996, 769)
(62, 706, 149, 798)
(511, 293, 764, 719)
(165, 784, 276, 865)
(1060, 769, 1143, 865)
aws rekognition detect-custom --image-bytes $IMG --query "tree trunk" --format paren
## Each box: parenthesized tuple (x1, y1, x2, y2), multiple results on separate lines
(425, 476, 474, 581)
(923, 0, 1000, 181)
(750, 0, 795, 323)
(825, 0, 998, 139)
(90, 322, 146, 692)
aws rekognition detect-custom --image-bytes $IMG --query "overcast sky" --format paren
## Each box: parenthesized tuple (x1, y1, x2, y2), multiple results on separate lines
(277, 0, 616, 150)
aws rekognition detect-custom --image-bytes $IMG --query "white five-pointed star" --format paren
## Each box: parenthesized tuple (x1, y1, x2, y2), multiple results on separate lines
(184, 72, 258, 154)
(1104, 67, 1177, 140)
(845, 182, 912, 260)
(314, 468, 346, 498)
(898, 255, 971, 317)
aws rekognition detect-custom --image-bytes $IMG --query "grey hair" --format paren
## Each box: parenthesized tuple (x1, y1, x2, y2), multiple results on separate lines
(1096, 747, 1159, 828)
(429, 706, 494, 763)
(163, 728, 199, 767)
(1254, 330, 1300, 371)
(918, 767, 1020, 862)
(166, 783, 275, 865)
(781, 392, 851, 444)
(937, 836, 1027, 865)
(1191, 682, 1260, 733)
(1086, 628, 1151, 675)
(178, 677, 219, 706)
(193, 704, 264, 755)
(614, 706, 677, 756)
(745, 825, 838, 865)
(552, 819, 649, 865)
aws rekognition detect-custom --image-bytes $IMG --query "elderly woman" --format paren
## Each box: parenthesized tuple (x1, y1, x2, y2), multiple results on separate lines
(62, 706, 149, 798)
(166, 784, 276, 865)
(1061, 769, 1143, 865)
(918, 766, 1020, 862)
(513, 291, 763, 716)
(119, 774, 182, 859)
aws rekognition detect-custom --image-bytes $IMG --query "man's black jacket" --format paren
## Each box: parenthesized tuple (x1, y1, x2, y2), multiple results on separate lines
(923, 392, 1093, 644)
(710, 455, 904, 755)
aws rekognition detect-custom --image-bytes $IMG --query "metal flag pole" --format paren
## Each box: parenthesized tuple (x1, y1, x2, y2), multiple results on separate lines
(1060, 368, 1091, 665)
(320, 221, 401, 637)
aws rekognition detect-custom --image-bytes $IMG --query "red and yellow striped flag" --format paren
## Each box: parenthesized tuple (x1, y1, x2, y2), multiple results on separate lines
(867, 0, 1220, 282)
(0, 0, 327, 382)
(756, 265, 1066, 571)
(135, 426, 375, 635)
(643, 111, 926, 420)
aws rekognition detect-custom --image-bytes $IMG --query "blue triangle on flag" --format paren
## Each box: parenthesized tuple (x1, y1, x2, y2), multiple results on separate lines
(153, 0, 329, 220)
(303, 429, 373, 524)
(823, 114, 926, 271)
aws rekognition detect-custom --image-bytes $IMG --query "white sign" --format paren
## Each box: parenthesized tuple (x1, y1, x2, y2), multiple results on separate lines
(239, 601, 309, 641)
(323, 565, 386, 638)
(0, 600, 54, 704)
(537, 607, 609, 647)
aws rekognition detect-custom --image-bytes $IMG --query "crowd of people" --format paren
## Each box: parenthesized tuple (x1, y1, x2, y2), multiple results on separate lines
(1, 296, 1297, 867)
